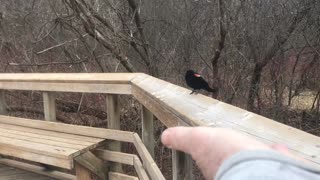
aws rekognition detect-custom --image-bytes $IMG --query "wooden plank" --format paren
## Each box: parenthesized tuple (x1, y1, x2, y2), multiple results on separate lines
(132, 134, 165, 180)
(172, 150, 193, 180)
(75, 163, 92, 180)
(0, 73, 139, 84)
(0, 129, 86, 150)
(0, 90, 7, 115)
(141, 105, 154, 158)
(132, 85, 188, 127)
(0, 159, 75, 180)
(133, 156, 149, 180)
(107, 95, 121, 130)
(106, 94, 122, 172)
(43, 92, 56, 121)
(109, 172, 138, 180)
(0, 146, 71, 169)
(7, 173, 55, 180)
(131, 75, 320, 168)
(94, 149, 134, 165)
(0, 115, 134, 143)
(0, 135, 78, 158)
(0, 125, 96, 146)
(0, 82, 131, 94)
(74, 151, 108, 180)
(0, 168, 28, 176)
(0, 123, 103, 144)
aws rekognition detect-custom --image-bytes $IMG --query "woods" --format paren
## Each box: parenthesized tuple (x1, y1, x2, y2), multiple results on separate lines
(0, 0, 319, 178)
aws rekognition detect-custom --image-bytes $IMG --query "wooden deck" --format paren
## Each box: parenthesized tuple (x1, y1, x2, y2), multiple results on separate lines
(0, 73, 319, 179)
(0, 164, 55, 180)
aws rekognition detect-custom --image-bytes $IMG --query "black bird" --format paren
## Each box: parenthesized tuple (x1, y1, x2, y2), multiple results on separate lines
(185, 70, 217, 94)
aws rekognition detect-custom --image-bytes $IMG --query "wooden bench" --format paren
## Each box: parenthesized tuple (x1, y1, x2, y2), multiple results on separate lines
(0, 115, 143, 180)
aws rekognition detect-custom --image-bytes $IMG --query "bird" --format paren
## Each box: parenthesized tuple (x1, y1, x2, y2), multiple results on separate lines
(185, 70, 217, 94)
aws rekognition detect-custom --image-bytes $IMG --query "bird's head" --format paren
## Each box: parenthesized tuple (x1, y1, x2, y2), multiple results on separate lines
(186, 70, 195, 76)
(186, 70, 201, 77)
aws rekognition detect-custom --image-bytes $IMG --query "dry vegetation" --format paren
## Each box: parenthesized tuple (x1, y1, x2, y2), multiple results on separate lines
(0, 0, 319, 179)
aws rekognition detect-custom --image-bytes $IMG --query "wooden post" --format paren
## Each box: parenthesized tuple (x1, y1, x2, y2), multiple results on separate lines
(0, 90, 7, 115)
(75, 151, 108, 180)
(106, 94, 122, 172)
(141, 105, 155, 158)
(43, 92, 56, 121)
(172, 150, 194, 180)
(75, 163, 93, 180)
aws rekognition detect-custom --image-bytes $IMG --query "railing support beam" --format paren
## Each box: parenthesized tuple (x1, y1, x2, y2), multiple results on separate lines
(172, 150, 194, 180)
(43, 92, 56, 121)
(0, 90, 7, 115)
(141, 105, 155, 158)
(106, 94, 122, 172)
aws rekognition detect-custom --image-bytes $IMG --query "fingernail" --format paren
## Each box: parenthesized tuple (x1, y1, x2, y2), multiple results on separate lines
(161, 129, 172, 148)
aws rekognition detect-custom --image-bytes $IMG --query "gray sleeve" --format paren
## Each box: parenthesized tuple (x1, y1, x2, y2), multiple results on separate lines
(215, 150, 320, 180)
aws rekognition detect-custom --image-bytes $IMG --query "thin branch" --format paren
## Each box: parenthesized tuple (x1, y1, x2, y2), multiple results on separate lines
(36, 34, 88, 54)
(8, 59, 87, 66)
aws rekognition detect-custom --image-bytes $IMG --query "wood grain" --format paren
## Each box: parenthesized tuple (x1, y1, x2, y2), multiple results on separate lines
(0, 90, 7, 115)
(75, 151, 108, 180)
(141, 105, 155, 158)
(131, 74, 320, 168)
(43, 92, 56, 121)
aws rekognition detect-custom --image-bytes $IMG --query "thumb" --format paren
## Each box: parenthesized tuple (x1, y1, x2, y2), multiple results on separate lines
(161, 127, 194, 154)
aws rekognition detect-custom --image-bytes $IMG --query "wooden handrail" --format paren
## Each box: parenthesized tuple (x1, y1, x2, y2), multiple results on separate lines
(0, 73, 319, 175)
(131, 74, 320, 167)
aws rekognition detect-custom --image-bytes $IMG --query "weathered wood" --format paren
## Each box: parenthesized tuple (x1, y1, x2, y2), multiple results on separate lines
(94, 149, 150, 180)
(109, 172, 138, 180)
(94, 149, 134, 165)
(0, 129, 86, 150)
(141, 105, 155, 158)
(0, 115, 134, 143)
(0, 73, 138, 94)
(1, 73, 319, 169)
(0, 73, 139, 83)
(0, 123, 103, 144)
(75, 163, 93, 180)
(0, 146, 71, 169)
(132, 133, 165, 180)
(106, 94, 122, 172)
(172, 150, 193, 180)
(0, 162, 59, 180)
(0, 115, 118, 170)
(0, 82, 131, 94)
(132, 85, 189, 127)
(43, 92, 56, 121)
(107, 95, 121, 130)
(133, 156, 149, 180)
(131, 74, 320, 168)
(0, 159, 75, 180)
(0, 135, 78, 158)
(74, 151, 108, 180)
(0, 90, 7, 115)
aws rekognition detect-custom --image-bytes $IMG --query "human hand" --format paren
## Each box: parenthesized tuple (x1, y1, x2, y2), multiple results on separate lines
(161, 127, 272, 179)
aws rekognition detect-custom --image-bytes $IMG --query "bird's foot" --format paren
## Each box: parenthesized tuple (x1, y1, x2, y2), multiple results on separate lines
(190, 90, 198, 95)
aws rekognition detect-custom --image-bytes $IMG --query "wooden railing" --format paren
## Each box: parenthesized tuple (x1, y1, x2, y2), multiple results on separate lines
(0, 73, 319, 179)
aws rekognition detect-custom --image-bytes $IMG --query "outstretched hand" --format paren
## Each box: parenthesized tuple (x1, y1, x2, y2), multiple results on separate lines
(161, 127, 293, 179)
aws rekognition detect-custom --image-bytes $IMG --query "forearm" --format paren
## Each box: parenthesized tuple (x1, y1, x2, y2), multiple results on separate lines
(215, 150, 320, 180)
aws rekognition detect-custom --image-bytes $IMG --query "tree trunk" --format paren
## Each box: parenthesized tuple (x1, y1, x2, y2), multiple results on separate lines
(247, 63, 263, 111)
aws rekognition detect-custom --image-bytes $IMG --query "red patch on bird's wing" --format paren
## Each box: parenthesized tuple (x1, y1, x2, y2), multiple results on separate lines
(194, 73, 201, 77)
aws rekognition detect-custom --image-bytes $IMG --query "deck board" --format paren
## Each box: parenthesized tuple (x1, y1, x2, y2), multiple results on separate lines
(0, 164, 55, 180)
(0, 116, 107, 169)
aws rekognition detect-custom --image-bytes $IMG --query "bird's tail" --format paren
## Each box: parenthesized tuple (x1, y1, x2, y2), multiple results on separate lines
(206, 87, 218, 93)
